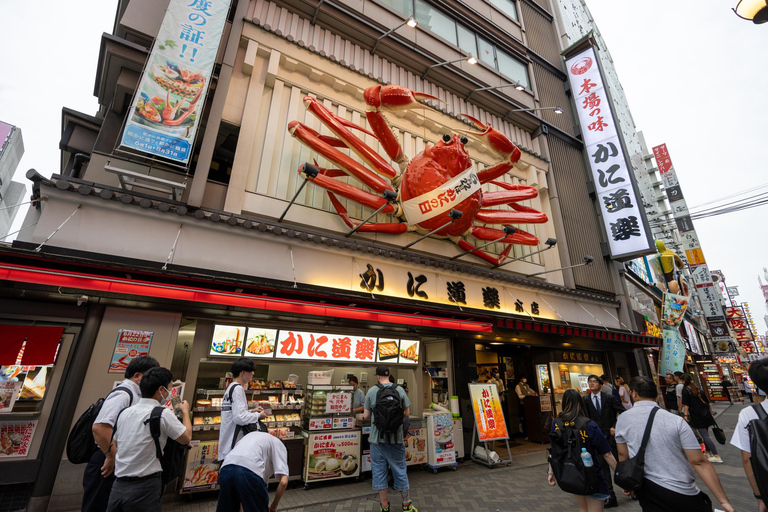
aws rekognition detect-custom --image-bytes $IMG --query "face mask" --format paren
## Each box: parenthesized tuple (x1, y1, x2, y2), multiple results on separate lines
(160, 386, 170, 404)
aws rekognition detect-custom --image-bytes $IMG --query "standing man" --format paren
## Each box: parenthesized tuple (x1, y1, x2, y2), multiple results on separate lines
(674, 371, 685, 411)
(583, 375, 624, 508)
(489, 368, 506, 398)
(664, 374, 680, 413)
(82, 356, 159, 512)
(730, 357, 768, 512)
(349, 375, 365, 415)
(515, 376, 536, 439)
(363, 365, 417, 512)
(616, 376, 735, 512)
(216, 431, 289, 512)
(219, 358, 267, 462)
(107, 367, 192, 511)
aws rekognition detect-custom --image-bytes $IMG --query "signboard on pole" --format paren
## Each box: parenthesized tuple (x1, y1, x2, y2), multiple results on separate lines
(565, 46, 653, 260)
(468, 383, 508, 441)
(120, 0, 232, 164)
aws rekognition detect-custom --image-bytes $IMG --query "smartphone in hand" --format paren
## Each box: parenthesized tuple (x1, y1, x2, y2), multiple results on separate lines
(170, 396, 183, 418)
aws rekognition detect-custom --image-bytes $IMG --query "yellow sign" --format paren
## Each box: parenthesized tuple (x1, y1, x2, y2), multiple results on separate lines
(469, 383, 508, 441)
(645, 321, 662, 338)
(685, 248, 706, 265)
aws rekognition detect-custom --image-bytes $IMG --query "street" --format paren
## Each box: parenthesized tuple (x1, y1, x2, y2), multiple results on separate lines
(163, 402, 756, 512)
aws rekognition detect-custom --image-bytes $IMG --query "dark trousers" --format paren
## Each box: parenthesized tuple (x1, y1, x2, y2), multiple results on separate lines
(598, 434, 617, 501)
(106, 474, 162, 512)
(216, 465, 269, 512)
(82, 449, 116, 512)
(636, 478, 712, 511)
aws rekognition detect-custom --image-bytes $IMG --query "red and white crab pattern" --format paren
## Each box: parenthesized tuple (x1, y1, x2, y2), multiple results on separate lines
(286, 84, 548, 265)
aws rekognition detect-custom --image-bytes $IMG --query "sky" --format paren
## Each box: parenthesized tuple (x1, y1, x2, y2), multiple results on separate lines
(0, 1, 766, 330)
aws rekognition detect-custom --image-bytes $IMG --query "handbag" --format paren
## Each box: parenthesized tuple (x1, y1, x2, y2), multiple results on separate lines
(712, 419, 726, 445)
(614, 407, 658, 491)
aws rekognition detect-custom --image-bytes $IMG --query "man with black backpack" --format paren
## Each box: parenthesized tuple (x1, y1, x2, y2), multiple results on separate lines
(363, 365, 417, 512)
(80, 355, 158, 512)
(731, 357, 768, 512)
(218, 358, 267, 462)
(107, 367, 191, 511)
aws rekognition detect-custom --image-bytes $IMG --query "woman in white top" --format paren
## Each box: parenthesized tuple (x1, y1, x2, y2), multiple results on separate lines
(615, 376, 633, 410)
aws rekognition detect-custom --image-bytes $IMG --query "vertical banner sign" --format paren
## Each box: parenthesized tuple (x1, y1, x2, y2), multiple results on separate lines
(468, 383, 508, 441)
(120, 0, 232, 164)
(659, 293, 689, 375)
(109, 330, 153, 373)
(565, 47, 652, 260)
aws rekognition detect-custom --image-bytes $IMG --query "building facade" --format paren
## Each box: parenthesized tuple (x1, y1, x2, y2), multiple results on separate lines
(0, 122, 26, 239)
(0, 0, 661, 509)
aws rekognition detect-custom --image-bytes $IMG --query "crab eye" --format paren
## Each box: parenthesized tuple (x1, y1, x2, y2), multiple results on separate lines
(442, 133, 451, 143)
(460, 136, 468, 145)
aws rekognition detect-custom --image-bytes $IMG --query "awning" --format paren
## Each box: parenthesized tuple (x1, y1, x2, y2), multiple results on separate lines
(497, 318, 661, 346)
(0, 263, 492, 333)
(0, 325, 64, 366)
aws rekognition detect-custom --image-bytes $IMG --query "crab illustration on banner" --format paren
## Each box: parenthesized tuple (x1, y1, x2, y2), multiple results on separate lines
(287, 85, 548, 265)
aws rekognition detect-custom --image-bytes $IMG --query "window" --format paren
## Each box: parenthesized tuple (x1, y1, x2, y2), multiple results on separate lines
(496, 49, 529, 88)
(487, 0, 518, 21)
(457, 23, 477, 57)
(477, 36, 496, 68)
(378, 0, 414, 17)
(414, 0, 457, 46)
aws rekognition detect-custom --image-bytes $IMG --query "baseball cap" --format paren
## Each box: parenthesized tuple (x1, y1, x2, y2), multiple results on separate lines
(375, 365, 390, 376)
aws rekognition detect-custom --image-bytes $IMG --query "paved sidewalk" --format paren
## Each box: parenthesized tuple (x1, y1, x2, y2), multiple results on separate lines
(160, 401, 754, 512)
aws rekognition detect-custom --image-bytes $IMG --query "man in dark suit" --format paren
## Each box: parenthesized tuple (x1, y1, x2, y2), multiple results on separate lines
(583, 374, 625, 508)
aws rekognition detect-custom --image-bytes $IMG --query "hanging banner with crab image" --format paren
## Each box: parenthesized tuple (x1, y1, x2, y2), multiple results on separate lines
(120, 0, 232, 164)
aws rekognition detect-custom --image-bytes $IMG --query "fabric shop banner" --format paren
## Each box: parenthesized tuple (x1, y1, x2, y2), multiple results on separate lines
(120, 0, 231, 164)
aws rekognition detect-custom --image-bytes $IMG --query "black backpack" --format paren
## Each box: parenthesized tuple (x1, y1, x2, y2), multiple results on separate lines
(373, 383, 405, 442)
(748, 404, 768, 499)
(66, 387, 132, 464)
(611, 384, 622, 404)
(548, 417, 599, 496)
(225, 384, 268, 450)
(144, 406, 190, 485)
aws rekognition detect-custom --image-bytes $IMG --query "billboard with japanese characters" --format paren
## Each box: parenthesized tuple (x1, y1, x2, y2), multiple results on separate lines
(565, 46, 652, 260)
(468, 383, 508, 441)
(120, 0, 232, 164)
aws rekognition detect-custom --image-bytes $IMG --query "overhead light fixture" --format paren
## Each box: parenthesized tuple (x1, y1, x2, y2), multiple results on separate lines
(733, 0, 768, 23)
(525, 255, 595, 278)
(422, 54, 478, 79)
(493, 238, 557, 269)
(371, 17, 418, 54)
(466, 82, 526, 101)
(490, 342, 503, 345)
(502, 106, 563, 121)
(402, 209, 462, 250)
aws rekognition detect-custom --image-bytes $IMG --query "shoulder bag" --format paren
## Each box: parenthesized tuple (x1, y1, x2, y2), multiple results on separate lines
(614, 407, 659, 491)
(703, 397, 725, 444)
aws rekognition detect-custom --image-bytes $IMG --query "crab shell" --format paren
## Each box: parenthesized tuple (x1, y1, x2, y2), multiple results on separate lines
(399, 133, 480, 237)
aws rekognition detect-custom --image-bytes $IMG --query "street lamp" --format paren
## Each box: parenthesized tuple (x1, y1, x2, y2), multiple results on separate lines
(502, 106, 562, 121)
(422, 54, 477, 79)
(371, 17, 418, 54)
(466, 82, 527, 101)
(733, 0, 768, 23)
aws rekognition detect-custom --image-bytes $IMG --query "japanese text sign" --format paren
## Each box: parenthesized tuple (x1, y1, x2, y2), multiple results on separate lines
(120, 0, 232, 163)
(565, 46, 651, 260)
(306, 431, 360, 481)
(468, 383, 508, 441)
(325, 392, 351, 414)
(109, 330, 153, 373)
(401, 168, 481, 224)
(0, 421, 37, 458)
(274, 331, 418, 365)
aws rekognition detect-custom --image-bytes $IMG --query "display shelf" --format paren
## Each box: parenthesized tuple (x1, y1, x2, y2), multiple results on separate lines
(196, 387, 303, 394)
(192, 425, 221, 432)
(193, 407, 222, 412)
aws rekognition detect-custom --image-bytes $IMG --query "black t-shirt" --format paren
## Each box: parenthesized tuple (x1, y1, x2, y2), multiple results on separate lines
(681, 388, 713, 428)
(664, 385, 678, 411)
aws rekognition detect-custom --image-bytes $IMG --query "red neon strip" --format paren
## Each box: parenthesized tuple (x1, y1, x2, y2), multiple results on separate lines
(0, 263, 492, 332)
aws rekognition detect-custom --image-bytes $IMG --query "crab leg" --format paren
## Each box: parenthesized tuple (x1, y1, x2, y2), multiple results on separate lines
(482, 183, 539, 206)
(457, 240, 514, 266)
(296, 165, 397, 214)
(163, 79, 206, 126)
(459, 114, 522, 183)
(470, 225, 539, 245)
(303, 97, 397, 179)
(476, 204, 548, 225)
(364, 85, 443, 168)
(288, 121, 394, 194)
(327, 193, 408, 233)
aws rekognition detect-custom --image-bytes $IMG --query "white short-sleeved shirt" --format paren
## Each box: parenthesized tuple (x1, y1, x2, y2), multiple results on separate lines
(730, 401, 768, 453)
(676, 383, 684, 399)
(221, 432, 289, 483)
(615, 401, 701, 496)
(219, 382, 261, 461)
(113, 398, 187, 478)
(93, 379, 141, 427)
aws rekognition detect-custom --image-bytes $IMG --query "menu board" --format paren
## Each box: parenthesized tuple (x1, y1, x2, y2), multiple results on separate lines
(0, 382, 21, 413)
(699, 363, 727, 401)
(0, 421, 37, 458)
(181, 440, 219, 493)
(325, 392, 351, 414)
(305, 431, 360, 481)
(209, 325, 246, 357)
(376, 339, 399, 362)
(468, 383, 509, 441)
(398, 339, 419, 364)
(244, 328, 277, 358)
(404, 427, 427, 465)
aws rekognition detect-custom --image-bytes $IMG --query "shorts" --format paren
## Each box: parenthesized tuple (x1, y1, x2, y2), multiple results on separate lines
(370, 443, 409, 491)
(588, 492, 611, 501)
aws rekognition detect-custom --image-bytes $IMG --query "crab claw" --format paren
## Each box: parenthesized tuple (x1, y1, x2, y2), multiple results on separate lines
(364, 85, 444, 111)
(458, 114, 521, 163)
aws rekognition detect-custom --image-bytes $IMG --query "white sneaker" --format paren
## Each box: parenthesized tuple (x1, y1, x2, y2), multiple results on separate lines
(710, 455, 724, 463)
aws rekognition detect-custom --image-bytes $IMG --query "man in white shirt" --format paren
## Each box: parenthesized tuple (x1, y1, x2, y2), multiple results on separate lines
(674, 371, 685, 411)
(217, 431, 289, 512)
(82, 355, 158, 512)
(616, 376, 734, 512)
(107, 367, 191, 511)
(219, 358, 267, 461)
(730, 357, 768, 512)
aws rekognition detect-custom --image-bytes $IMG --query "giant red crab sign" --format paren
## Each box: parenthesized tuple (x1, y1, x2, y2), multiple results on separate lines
(286, 84, 548, 265)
